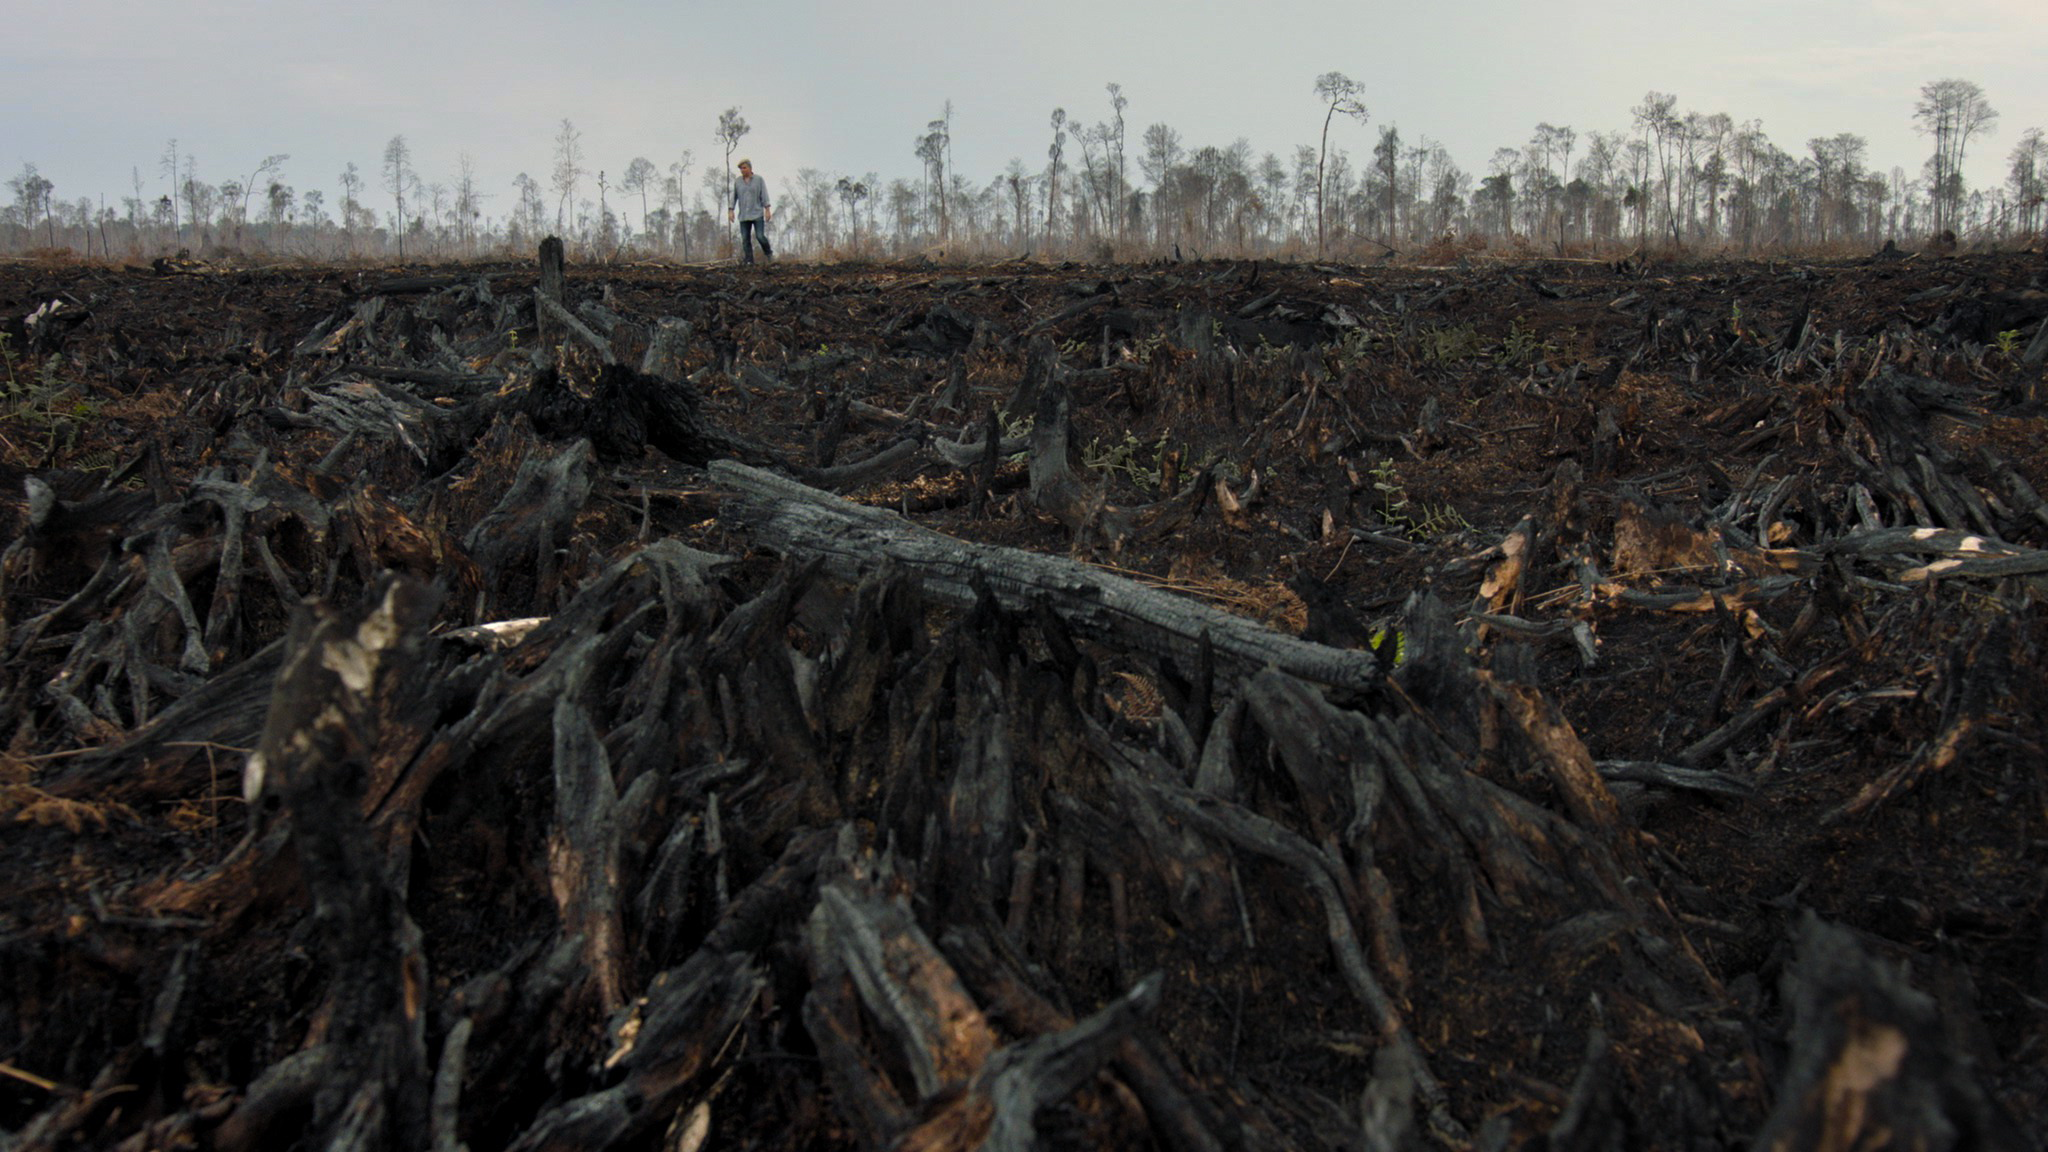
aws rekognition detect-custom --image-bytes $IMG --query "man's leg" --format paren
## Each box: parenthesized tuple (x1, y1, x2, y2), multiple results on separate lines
(758, 225, 773, 261)
(740, 220, 757, 264)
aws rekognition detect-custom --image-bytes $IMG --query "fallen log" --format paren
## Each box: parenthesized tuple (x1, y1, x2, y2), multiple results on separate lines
(710, 460, 1385, 691)
(536, 292, 616, 366)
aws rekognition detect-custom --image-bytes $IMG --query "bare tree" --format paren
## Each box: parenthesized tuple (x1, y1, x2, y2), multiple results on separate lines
(595, 168, 617, 254)
(1105, 83, 1129, 239)
(452, 154, 483, 255)
(179, 154, 209, 244)
(8, 163, 56, 248)
(1529, 123, 1576, 249)
(940, 100, 955, 241)
(236, 154, 289, 231)
(217, 180, 246, 235)
(1260, 151, 1289, 245)
(1001, 159, 1033, 250)
(1425, 143, 1467, 242)
(1914, 78, 1998, 236)
(424, 182, 448, 245)
(265, 181, 294, 231)
(835, 175, 870, 251)
(1632, 91, 1683, 247)
(1724, 121, 1768, 249)
(551, 119, 586, 234)
(1044, 108, 1067, 247)
(1478, 149, 1517, 238)
(1373, 124, 1401, 247)
(513, 172, 547, 242)
(2008, 127, 2047, 237)
(1312, 71, 1369, 257)
(1808, 133, 1867, 245)
(299, 189, 326, 234)
(159, 139, 182, 240)
(1139, 123, 1183, 191)
(621, 157, 658, 248)
(126, 166, 146, 237)
(1692, 116, 1728, 243)
(859, 171, 881, 242)
(338, 162, 365, 252)
(795, 167, 833, 252)
(1138, 123, 1183, 249)
(1807, 135, 1836, 245)
(915, 111, 950, 241)
(1073, 120, 1107, 239)
(887, 178, 917, 248)
(716, 107, 750, 248)
(699, 164, 730, 253)
(662, 154, 694, 257)
(382, 135, 414, 259)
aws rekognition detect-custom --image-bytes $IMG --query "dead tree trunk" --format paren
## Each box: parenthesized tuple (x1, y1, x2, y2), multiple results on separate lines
(710, 460, 1385, 691)
(1752, 913, 2032, 1152)
(535, 236, 566, 351)
(218, 576, 442, 1152)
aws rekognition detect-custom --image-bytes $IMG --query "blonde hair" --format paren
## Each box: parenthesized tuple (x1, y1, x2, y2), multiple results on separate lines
(738, 158, 752, 168)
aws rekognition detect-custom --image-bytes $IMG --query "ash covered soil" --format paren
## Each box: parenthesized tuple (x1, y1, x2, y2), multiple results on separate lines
(1, 249, 2046, 1150)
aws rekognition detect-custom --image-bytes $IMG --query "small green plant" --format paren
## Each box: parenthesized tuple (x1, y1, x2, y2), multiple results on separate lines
(1417, 322, 1484, 363)
(996, 407, 1035, 463)
(1369, 457, 1410, 521)
(1126, 330, 1173, 365)
(1326, 327, 1374, 371)
(997, 407, 1035, 440)
(1992, 329, 2022, 359)
(0, 337, 101, 466)
(1084, 428, 1173, 488)
(1368, 627, 1405, 666)
(1249, 334, 1290, 368)
(1367, 457, 1469, 539)
(1499, 318, 1553, 368)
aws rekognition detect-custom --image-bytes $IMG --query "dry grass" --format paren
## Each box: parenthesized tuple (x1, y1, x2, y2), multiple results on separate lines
(1095, 557, 1309, 634)
(0, 751, 137, 833)
(1, 784, 136, 834)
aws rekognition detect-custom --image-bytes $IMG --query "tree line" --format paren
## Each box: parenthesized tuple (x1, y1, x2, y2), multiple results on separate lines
(5, 77, 2042, 263)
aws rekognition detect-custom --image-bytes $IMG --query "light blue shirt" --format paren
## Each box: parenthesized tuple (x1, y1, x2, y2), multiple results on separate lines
(731, 174, 770, 221)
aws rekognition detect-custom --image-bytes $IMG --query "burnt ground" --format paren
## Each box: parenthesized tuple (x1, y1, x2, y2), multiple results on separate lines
(1, 247, 2046, 1150)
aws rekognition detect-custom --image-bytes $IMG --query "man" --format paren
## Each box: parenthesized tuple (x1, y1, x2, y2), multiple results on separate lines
(728, 159, 773, 264)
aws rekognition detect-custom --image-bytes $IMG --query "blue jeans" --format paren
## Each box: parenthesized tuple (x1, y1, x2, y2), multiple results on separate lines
(740, 218, 773, 262)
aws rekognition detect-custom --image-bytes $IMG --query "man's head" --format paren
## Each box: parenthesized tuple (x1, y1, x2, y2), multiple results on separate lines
(738, 160, 753, 178)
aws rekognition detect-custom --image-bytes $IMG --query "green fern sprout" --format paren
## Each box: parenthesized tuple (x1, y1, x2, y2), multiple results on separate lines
(1368, 457, 1469, 539)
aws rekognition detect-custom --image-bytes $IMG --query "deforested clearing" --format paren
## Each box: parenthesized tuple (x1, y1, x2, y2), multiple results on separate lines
(2, 248, 2045, 1150)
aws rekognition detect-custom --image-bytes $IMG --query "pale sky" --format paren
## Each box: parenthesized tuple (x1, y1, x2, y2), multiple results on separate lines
(8, 0, 2045, 222)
